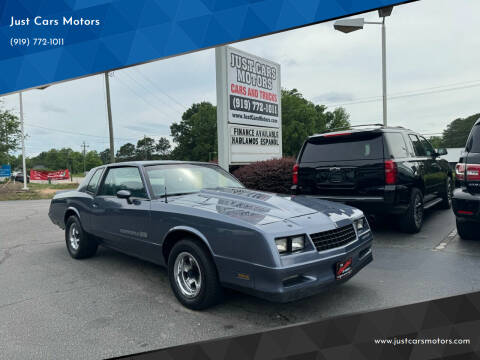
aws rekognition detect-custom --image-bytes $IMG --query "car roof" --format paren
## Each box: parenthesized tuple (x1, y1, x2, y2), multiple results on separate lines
(98, 160, 216, 168)
(309, 125, 413, 139)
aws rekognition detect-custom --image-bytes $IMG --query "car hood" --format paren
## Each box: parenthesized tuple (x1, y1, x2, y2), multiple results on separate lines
(159, 187, 360, 226)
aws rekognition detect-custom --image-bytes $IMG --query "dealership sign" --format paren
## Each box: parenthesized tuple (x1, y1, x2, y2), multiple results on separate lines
(216, 46, 282, 167)
(30, 169, 70, 181)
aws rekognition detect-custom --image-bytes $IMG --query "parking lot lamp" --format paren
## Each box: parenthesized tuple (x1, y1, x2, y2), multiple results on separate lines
(334, 6, 393, 126)
(18, 92, 28, 190)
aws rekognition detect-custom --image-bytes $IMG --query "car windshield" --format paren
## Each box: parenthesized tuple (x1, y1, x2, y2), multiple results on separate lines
(145, 164, 244, 197)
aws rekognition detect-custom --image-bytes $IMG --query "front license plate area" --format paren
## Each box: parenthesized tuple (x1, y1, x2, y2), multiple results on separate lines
(336, 258, 353, 280)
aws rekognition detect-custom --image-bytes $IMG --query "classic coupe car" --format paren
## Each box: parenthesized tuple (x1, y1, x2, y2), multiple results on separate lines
(49, 161, 373, 309)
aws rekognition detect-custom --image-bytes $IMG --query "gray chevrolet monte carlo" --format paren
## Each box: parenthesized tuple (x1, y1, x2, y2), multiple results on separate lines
(49, 161, 373, 309)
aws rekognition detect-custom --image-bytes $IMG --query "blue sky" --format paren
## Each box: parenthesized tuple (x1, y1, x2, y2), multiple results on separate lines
(1, 0, 479, 157)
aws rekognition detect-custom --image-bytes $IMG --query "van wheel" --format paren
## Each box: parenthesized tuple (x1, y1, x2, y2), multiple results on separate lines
(400, 188, 424, 233)
(439, 177, 453, 209)
(456, 219, 478, 240)
(168, 239, 223, 310)
(65, 216, 98, 259)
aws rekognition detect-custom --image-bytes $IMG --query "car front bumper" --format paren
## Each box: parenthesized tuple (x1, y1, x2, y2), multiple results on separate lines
(216, 232, 373, 303)
(453, 188, 480, 222)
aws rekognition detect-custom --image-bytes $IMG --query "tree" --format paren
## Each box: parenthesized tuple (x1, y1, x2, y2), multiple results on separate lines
(442, 114, 480, 148)
(84, 151, 103, 170)
(136, 136, 157, 160)
(428, 136, 443, 149)
(170, 102, 217, 161)
(0, 107, 22, 165)
(99, 148, 111, 164)
(281, 89, 350, 156)
(116, 143, 136, 161)
(156, 137, 171, 158)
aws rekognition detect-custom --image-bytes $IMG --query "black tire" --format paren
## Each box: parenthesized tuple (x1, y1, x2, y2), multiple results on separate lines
(456, 219, 478, 240)
(65, 215, 98, 259)
(168, 239, 223, 310)
(399, 188, 424, 233)
(439, 177, 453, 209)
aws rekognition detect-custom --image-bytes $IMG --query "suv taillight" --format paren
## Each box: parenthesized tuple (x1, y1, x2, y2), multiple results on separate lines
(292, 163, 299, 185)
(385, 160, 397, 185)
(456, 163, 480, 182)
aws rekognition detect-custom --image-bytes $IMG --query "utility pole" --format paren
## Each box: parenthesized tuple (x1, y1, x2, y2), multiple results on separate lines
(81, 141, 89, 174)
(104, 72, 115, 163)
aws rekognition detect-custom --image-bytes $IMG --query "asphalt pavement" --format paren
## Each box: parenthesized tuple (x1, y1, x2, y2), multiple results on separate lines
(0, 200, 479, 359)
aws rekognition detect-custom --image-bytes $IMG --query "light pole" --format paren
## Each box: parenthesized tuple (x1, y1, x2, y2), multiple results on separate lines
(18, 92, 28, 190)
(334, 6, 393, 126)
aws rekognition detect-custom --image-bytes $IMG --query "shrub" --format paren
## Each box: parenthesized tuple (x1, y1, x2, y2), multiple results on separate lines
(232, 157, 296, 194)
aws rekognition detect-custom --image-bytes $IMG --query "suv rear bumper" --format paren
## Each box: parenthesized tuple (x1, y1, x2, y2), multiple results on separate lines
(452, 188, 480, 222)
(292, 185, 408, 215)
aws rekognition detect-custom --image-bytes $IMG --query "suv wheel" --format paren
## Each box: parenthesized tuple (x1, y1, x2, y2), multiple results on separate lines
(168, 239, 223, 310)
(439, 177, 453, 209)
(400, 188, 424, 233)
(456, 219, 478, 240)
(65, 216, 98, 259)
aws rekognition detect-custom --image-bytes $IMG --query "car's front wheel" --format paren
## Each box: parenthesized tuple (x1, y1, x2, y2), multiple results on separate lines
(65, 216, 98, 259)
(456, 219, 478, 240)
(168, 239, 223, 310)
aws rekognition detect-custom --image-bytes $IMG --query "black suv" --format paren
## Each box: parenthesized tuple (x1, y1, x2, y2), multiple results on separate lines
(292, 125, 453, 233)
(453, 119, 480, 240)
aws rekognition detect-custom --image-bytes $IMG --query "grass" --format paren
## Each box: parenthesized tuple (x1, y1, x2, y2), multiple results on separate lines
(0, 182, 79, 201)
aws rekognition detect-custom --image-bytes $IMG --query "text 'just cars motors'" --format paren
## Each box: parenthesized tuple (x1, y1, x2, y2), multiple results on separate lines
(49, 161, 373, 309)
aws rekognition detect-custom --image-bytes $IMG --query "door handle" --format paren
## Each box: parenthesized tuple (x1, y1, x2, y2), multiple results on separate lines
(92, 203, 98, 208)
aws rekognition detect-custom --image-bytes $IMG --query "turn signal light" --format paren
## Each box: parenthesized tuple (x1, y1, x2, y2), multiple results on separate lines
(292, 163, 299, 185)
(385, 160, 397, 185)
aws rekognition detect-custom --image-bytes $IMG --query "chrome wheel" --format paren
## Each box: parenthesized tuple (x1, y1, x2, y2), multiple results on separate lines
(414, 194, 424, 227)
(174, 252, 202, 298)
(69, 223, 80, 251)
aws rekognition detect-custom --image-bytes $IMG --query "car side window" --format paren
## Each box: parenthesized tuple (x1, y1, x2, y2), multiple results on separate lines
(98, 167, 147, 198)
(86, 169, 103, 194)
(419, 136, 435, 157)
(384, 133, 409, 159)
(409, 135, 427, 157)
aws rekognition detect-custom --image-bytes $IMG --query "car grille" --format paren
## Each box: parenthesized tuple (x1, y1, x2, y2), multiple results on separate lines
(310, 224, 357, 252)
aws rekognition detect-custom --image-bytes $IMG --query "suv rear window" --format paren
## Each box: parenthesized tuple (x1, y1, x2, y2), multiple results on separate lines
(467, 125, 480, 153)
(300, 132, 384, 163)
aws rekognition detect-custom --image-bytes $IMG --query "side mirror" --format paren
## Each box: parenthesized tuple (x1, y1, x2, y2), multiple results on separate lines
(116, 189, 132, 204)
(436, 148, 448, 156)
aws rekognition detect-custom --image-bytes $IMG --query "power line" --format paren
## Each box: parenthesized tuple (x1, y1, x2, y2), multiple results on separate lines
(132, 67, 188, 110)
(324, 80, 480, 108)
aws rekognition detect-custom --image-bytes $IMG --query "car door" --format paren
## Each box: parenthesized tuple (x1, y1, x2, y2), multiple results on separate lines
(419, 136, 445, 195)
(408, 134, 439, 197)
(92, 166, 152, 256)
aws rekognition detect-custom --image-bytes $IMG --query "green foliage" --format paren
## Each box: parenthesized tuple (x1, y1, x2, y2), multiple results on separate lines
(428, 136, 444, 149)
(0, 107, 22, 165)
(442, 114, 480, 148)
(281, 89, 350, 156)
(170, 102, 217, 161)
(25, 148, 101, 173)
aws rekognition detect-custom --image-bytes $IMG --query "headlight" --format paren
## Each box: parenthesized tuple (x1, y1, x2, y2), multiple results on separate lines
(291, 236, 305, 252)
(275, 235, 305, 254)
(354, 217, 369, 233)
(275, 238, 288, 254)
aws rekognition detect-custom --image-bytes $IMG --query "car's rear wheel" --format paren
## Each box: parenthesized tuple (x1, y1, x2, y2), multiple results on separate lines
(400, 188, 424, 233)
(439, 177, 453, 209)
(456, 219, 478, 240)
(168, 239, 223, 310)
(65, 216, 98, 259)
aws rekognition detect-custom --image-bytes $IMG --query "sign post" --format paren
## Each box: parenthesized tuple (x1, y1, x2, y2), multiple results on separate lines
(216, 46, 282, 171)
